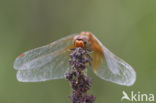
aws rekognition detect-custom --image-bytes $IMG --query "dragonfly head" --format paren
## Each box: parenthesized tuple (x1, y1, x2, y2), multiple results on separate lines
(73, 32, 91, 48)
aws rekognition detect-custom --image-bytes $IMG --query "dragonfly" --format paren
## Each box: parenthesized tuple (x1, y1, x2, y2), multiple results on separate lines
(13, 32, 136, 86)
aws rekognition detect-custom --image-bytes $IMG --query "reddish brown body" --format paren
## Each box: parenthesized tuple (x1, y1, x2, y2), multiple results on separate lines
(73, 32, 104, 71)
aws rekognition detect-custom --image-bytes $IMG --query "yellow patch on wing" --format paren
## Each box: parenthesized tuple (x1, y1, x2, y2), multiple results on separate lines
(89, 33, 104, 71)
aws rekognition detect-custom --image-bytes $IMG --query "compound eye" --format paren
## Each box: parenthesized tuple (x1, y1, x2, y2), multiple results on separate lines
(84, 41, 87, 45)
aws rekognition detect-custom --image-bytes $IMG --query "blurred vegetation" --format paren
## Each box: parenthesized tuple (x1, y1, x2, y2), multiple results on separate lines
(0, 0, 156, 103)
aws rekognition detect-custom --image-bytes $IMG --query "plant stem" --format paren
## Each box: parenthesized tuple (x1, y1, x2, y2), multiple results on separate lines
(65, 47, 95, 103)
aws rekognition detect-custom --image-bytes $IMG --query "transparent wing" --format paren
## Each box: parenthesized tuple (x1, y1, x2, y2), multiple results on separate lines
(16, 51, 70, 82)
(92, 35, 136, 86)
(13, 34, 75, 82)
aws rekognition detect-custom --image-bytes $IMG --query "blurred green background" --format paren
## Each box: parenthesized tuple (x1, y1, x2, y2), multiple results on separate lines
(0, 0, 156, 103)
